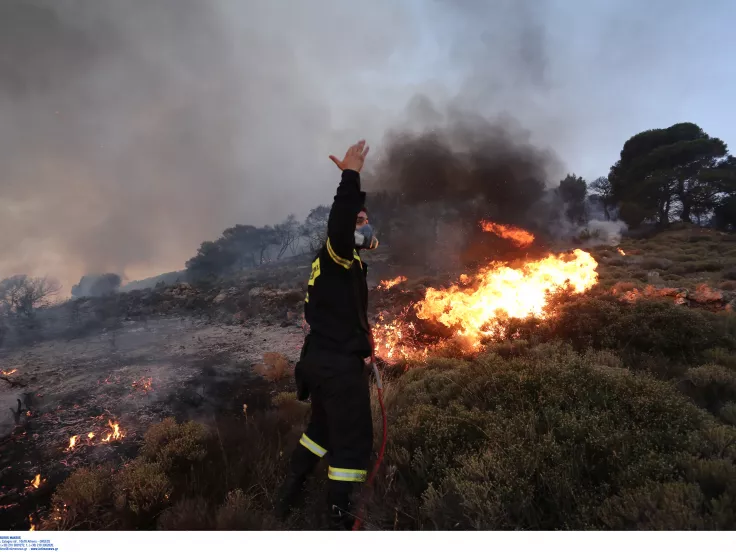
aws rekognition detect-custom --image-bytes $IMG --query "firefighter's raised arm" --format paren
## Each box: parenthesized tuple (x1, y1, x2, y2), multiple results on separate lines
(325, 140, 370, 264)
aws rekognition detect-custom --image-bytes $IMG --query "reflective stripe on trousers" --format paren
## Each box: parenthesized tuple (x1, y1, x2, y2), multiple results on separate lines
(328, 466, 367, 482)
(299, 433, 327, 458)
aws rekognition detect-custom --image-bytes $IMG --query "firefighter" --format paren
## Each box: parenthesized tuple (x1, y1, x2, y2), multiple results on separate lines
(275, 140, 378, 529)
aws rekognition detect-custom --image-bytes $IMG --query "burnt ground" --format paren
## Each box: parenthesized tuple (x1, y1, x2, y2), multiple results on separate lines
(0, 316, 304, 530)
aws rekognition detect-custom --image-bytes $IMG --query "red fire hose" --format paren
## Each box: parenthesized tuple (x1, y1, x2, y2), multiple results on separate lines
(352, 333, 388, 531)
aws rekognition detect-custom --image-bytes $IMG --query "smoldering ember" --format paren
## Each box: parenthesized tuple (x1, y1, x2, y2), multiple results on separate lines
(2, 0, 736, 534)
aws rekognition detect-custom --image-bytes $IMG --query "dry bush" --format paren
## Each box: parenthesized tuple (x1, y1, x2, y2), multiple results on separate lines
(639, 257, 673, 270)
(673, 260, 724, 274)
(271, 391, 310, 425)
(157, 498, 212, 530)
(40, 466, 115, 530)
(215, 489, 276, 530)
(253, 352, 292, 382)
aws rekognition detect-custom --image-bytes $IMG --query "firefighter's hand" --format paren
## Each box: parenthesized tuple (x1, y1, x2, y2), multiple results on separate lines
(329, 140, 370, 173)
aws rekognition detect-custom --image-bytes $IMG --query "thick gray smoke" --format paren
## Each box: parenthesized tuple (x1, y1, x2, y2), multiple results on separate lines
(0, 0, 415, 292)
(0, 0, 731, 292)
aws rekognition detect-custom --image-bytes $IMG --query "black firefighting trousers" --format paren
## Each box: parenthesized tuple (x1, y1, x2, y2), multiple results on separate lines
(290, 342, 373, 512)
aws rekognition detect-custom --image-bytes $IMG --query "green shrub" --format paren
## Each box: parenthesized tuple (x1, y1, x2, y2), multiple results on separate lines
(720, 402, 736, 426)
(595, 482, 707, 530)
(141, 418, 210, 472)
(674, 260, 724, 274)
(517, 296, 736, 365)
(383, 345, 736, 529)
(114, 459, 172, 518)
(681, 364, 736, 412)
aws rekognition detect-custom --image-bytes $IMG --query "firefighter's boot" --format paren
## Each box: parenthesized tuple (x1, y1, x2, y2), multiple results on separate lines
(275, 446, 319, 521)
(327, 482, 355, 531)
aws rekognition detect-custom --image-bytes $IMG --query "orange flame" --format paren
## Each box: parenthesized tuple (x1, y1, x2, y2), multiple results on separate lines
(132, 376, 153, 393)
(67, 435, 77, 450)
(617, 248, 626, 256)
(480, 221, 535, 248)
(373, 311, 428, 362)
(88, 432, 95, 439)
(1, 368, 18, 376)
(29, 517, 36, 531)
(373, 248, 599, 361)
(378, 276, 407, 290)
(416, 249, 598, 347)
(31, 474, 41, 489)
(102, 420, 124, 442)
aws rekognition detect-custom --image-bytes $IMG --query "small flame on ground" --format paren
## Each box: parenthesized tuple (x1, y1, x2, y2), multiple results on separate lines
(31, 474, 41, 489)
(132, 376, 153, 393)
(102, 420, 124, 442)
(617, 248, 626, 256)
(88, 432, 95, 439)
(67, 436, 77, 450)
(1, 368, 18, 376)
(480, 221, 535, 248)
(29, 517, 36, 531)
(378, 276, 407, 290)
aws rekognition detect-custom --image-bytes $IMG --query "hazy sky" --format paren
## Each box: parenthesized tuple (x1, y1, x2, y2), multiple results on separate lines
(0, 0, 734, 292)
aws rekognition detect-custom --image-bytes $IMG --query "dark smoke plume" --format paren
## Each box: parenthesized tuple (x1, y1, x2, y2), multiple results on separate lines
(364, 100, 563, 270)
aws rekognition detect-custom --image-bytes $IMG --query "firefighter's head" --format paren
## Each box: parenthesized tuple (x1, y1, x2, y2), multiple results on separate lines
(354, 207, 378, 250)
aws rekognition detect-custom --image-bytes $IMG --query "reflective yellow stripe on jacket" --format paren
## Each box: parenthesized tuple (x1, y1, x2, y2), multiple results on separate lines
(326, 238, 353, 269)
(328, 466, 367, 482)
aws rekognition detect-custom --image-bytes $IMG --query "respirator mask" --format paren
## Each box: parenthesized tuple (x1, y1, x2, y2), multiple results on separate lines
(354, 223, 379, 250)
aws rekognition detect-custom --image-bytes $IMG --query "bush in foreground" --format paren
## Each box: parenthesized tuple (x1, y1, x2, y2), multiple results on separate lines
(376, 344, 736, 529)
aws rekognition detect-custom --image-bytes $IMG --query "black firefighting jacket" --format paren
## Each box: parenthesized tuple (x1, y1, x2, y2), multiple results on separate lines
(303, 169, 372, 358)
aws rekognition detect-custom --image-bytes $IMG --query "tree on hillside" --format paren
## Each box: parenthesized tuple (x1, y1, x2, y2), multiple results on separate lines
(253, 225, 280, 264)
(302, 205, 330, 253)
(0, 275, 61, 318)
(71, 273, 121, 298)
(274, 215, 299, 260)
(609, 123, 731, 227)
(221, 224, 262, 269)
(558, 174, 587, 224)
(589, 176, 614, 219)
(185, 241, 238, 281)
(709, 156, 736, 230)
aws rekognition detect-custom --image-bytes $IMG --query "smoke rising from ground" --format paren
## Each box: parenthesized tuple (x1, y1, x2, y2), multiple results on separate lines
(0, 0, 732, 292)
